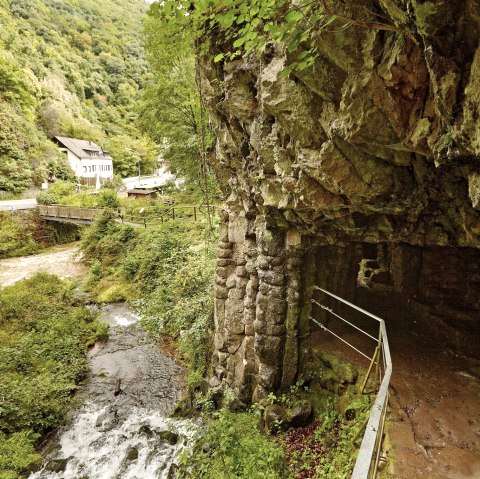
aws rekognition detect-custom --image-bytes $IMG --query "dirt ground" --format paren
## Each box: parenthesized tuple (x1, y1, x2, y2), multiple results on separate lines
(307, 289, 480, 479)
(0, 243, 87, 287)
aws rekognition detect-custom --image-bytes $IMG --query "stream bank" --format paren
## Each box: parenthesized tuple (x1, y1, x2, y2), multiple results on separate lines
(0, 246, 196, 479)
(29, 303, 195, 479)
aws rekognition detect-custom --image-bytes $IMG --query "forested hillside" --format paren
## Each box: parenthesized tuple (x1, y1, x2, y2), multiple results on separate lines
(0, 0, 156, 195)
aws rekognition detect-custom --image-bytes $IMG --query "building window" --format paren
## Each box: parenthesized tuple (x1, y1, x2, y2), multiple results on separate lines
(88, 166, 91, 172)
(83, 166, 87, 173)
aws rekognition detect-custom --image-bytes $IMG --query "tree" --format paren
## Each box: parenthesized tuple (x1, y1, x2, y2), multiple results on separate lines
(140, 5, 218, 200)
(106, 135, 157, 178)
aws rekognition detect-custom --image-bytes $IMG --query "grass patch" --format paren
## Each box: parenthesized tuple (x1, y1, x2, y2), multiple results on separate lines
(0, 273, 98, 478)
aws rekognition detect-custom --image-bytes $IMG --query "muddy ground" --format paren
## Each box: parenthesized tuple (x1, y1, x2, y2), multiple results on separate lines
(307, 289, 480, 479)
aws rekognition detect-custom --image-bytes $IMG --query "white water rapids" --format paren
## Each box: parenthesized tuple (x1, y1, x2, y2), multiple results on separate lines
(29, 303, 197, 479)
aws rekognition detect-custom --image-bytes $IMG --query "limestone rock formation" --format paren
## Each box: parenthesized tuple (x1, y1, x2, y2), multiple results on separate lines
(199, 0, 480, 402)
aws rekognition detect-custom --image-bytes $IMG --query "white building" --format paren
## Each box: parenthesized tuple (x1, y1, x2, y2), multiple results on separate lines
(54, 136, 114, 187)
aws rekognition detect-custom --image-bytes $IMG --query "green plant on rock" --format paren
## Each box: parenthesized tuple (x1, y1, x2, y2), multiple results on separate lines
(94, 322, 109, 342)
(177, 409, 291, 479)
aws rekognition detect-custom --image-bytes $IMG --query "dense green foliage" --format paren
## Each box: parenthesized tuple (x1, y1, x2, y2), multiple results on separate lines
(0, 212, 39, 258)
(0, 274, 99, 478)
(36, 180, 120, 209)
(148, 0, 335, 77)
(0, 0, 155, 194)
(0, 211, 80, 259)
(80, 213, 216, 380)
(178, 409, 291, 479)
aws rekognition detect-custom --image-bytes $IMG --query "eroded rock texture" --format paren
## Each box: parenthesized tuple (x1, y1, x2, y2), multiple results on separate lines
(200, 0, 480, 402)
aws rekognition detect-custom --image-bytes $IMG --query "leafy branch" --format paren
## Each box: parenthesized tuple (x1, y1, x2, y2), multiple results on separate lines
(150, 0, 398, 77)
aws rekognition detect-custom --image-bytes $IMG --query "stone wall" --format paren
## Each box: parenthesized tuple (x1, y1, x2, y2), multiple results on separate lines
(200, 0, 480, 401)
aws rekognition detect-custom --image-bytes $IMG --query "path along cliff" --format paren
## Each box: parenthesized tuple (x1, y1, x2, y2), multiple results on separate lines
(196, 1, 480, 476)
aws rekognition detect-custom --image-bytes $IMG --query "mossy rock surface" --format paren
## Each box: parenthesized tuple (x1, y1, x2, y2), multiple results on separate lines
(303, 347, 359, 385)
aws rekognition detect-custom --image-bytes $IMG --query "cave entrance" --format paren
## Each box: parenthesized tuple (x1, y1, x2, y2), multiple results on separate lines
(304, 242, 480, 478)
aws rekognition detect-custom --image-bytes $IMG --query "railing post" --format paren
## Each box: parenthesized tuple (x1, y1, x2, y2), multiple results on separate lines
(194, 206, 197, 221)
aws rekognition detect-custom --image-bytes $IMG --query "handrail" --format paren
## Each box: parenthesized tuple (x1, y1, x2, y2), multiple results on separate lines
(312, 287, 392, 479)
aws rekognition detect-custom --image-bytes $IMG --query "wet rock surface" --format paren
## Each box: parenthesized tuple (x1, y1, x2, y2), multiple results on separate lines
(88, 304, 184, 413)
(29, 303, 195, 479)
(199, 0, 480, 403)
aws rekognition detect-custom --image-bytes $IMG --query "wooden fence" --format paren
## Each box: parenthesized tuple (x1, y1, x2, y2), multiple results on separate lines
(37, 204, 219, 227)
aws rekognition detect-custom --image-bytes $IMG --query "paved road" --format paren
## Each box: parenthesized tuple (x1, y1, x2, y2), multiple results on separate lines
(0, 199, 37, 211)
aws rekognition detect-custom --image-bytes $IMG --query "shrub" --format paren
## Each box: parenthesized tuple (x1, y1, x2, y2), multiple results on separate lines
(0, 431, 40, 479)
(57, 191, 98, 207)
(97, 188, 120, 208)
(0, 273, 98, 476)
(177, 409, 291, 479)
(0, 212, 38, 258)
(88, 259, 102, 285)
(36, 180, 77, 205)
(35, 190, 59, 205)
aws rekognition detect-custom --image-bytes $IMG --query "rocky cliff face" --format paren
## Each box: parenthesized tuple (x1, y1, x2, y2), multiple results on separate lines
(199, 0, 480, 403)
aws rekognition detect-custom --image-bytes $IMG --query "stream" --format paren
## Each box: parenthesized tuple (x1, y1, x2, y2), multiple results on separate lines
(29, 304, 196, 479)
(0, 246, 196, 479)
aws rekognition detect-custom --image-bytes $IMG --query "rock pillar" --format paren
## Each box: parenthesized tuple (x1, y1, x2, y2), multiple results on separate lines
(211, 210, 307, 402)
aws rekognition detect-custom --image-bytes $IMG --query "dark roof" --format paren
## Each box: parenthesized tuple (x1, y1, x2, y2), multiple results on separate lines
(127, 189, 157, 195)
(54, 136, 112, 160)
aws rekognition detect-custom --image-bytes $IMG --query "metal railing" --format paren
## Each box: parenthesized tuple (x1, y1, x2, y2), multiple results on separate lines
(120, 205, 219, 227)
(310, 286, 392, 479)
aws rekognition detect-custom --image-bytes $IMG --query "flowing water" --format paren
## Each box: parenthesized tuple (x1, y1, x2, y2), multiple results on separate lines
(29, 303, 196, 479)
(0, 243, 87, 287)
